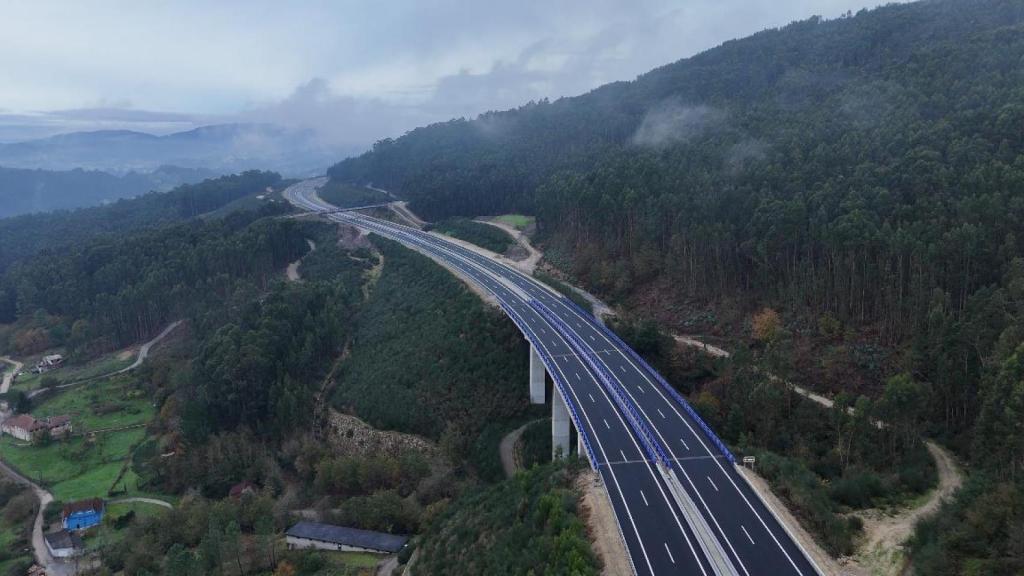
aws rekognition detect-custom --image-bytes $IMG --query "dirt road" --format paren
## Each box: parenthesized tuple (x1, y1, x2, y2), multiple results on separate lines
(673, 333, 965, 576)
(476, 219, 543, 273)
(109, 496, 173, 510)
(286, 239, 317, 282)
(852, 441, 962, 575)
(26, 319, 183, 399)
(0, 356, 23, 394)
(498, 419, 543, 478)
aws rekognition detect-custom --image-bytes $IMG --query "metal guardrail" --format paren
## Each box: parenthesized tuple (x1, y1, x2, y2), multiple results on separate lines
(499, 302, 599, 470)
(560, 298, 737, 464)
(530, 300, 671, 468)
(351, 216, 604, 472)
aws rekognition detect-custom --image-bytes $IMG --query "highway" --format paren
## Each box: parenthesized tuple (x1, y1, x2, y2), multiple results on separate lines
(284, 178, 821, 576)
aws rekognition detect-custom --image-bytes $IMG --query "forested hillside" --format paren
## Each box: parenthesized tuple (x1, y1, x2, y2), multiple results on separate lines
(329, 1, 1024, 571)
(0, 170, 282, 275)
(0, 164, 215, 219)
(334, 237, 529, 449)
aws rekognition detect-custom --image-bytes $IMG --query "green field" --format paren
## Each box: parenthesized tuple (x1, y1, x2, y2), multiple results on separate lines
(13, 349, 133, 391)
(0, 427, 146, 501)
(84, 500, 171, 551)
(328, 551, 384, 569)
(493, 214, 534, 230)
(33, 374, 155, 431)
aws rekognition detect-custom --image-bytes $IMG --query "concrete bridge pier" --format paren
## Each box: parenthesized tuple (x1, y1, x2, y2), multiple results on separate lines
(552, 386, 571, 459)
(529, 344, 546, 404)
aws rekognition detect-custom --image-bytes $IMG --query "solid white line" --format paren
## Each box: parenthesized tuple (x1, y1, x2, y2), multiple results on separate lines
(588, 393, 596, 403)
(658, 409, 666, 419)
(640, 490, 649, 506)
(665, 543, 676, 564)
(681, 439, 691, 450)
(621, 449, 628, 461)
(551, 299, 803, 575)
(350, 204, 709, 576)
(707, 477, 719, 492)
(742, 525, 755, 545)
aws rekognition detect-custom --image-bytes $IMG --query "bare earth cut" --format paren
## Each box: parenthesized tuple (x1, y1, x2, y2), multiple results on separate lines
(576, 470, 633, 576)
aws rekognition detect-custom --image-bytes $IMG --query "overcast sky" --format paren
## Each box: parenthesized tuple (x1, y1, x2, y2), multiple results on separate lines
(0, 0, 895, 146)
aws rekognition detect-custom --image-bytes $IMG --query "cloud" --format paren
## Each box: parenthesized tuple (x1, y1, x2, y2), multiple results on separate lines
(631, 101, 726, 147)
(0, 0, 904, 157)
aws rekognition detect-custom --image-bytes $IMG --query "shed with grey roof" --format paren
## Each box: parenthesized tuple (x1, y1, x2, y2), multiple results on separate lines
(285, 521, 409, 554)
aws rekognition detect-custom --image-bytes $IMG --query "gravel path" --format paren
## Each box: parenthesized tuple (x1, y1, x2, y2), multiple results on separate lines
(672, 333, 965, 576)
(0, 356, 23, 394)
(109, 496, 173, 510)
(0, 320, 180, 572)
(498, 419, 543, 478)
(286, 239, 317, 282)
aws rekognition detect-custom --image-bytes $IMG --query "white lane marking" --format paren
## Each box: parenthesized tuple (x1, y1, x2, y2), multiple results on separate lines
(575, 372, 581, 380)
(640, 490, 649, 506)
(742, 525, 755, 545)
(551, 297, 803, 576)
(620, 449, 628, 461)
(603, 419, 611, 429)
(588, 393, 596, 403)
(619, 365, 626, 373)
(681, 439, 690, 450)
(637, 386, 645, 394)
(664, 543, 675, 564)
(658, 409, 666, 419)
(707, 476, 719, 492)
(540, 327, 546, 334)
(589, 334, 596, 341)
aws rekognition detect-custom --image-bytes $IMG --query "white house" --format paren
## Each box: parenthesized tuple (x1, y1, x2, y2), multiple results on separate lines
(44, 530, 83, 558)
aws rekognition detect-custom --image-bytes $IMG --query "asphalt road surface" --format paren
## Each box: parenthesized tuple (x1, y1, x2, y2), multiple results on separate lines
(285, 178, 821, 576)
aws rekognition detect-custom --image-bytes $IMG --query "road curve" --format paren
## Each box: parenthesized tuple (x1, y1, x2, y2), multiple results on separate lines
(285, 178, 821, 576)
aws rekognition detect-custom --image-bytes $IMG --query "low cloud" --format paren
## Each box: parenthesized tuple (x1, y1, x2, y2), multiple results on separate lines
(631, 101, 725, 148)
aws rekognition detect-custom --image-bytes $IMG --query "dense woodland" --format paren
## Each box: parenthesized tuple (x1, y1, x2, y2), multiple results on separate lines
(0, 164, 215, 219)
(0, 172, 581, 573)
(329, 1, 1024, 571)
(333, 237, 530, 452)
(414, 462, 598, 576)
(430, 218, 514, 253)
(0, 170, 282, 277)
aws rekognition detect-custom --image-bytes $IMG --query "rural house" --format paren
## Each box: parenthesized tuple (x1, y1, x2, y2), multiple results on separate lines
(62, 498, 105, 531)
(44, 530, 84, 558)
(33, 354, 63, 373)
(229, 480, 258, 499)
(0, 414, 72, 442)
(286, 521, 409, 554)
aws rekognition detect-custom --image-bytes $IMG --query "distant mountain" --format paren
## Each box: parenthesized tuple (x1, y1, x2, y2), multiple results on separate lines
(0, 123, 339, 176)
(0, 164, 216, 219)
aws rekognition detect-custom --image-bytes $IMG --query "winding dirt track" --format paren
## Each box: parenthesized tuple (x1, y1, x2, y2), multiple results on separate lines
(672, 333, 965, 576)
(0, 356, 22, 393)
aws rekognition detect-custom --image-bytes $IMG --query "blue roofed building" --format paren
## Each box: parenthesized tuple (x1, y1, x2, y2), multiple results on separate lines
(62, 498, 105, 531)
(285, 521, 409, 554)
